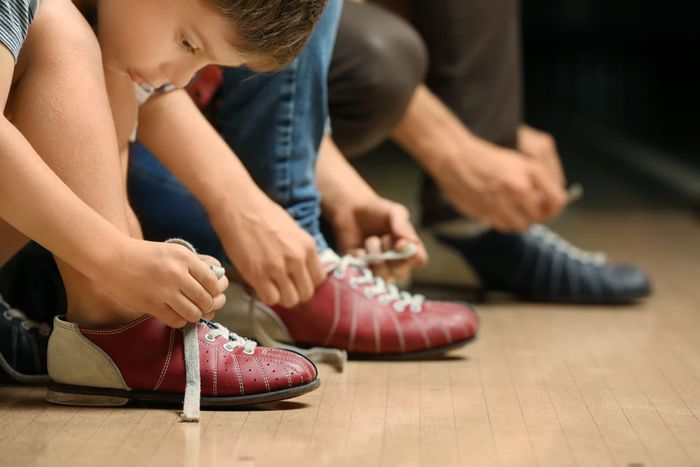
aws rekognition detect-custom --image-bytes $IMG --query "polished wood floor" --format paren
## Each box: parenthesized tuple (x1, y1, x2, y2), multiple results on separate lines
(1, 210, 699, 467)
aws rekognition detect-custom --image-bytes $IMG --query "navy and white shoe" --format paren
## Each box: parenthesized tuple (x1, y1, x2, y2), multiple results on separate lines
(0, 295, 51, 384)
(430, 224, 652, 304)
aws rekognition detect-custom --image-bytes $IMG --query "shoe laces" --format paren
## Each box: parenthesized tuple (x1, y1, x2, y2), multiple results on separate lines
(0, 295, 51, 337)
(201, 319, 257, 354)
(330, 246, 426, 313)
(529, 225, 606, 266)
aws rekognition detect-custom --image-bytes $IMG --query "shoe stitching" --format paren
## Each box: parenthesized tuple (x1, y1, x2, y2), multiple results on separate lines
(253, 356, 271, 392)
(386, 306, 406, 353)
(80, 315, 151, 335)
(212, 346, 218, 397)
(262, 352, 313, 378)
(348, 294, 359, 352)
(153, 328, 175, 391)
(373, 300, 381, 354)
(322, 279, 342, 347)
(283, 364, 293, 387)
(69, 327, 128, 389)
(441, 321, 452, 344)
(231, 354, 245, 396)
(260, 356, 312, 383)
(410, 313, 431, 349)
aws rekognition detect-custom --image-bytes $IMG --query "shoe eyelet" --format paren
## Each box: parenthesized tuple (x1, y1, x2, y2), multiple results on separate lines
(333, 269, 345, 280)
(223, 343, 234, 352)
(393, 303, 406, 312)
(244, 348, 255, 355)
(364, 289, 375, 298)
(205, 333, 216, 342)
(349, 277, 358, 289)
(378, 296, 390, 305)
(410, 305, 422, 313)
(3, 311, 12, 321)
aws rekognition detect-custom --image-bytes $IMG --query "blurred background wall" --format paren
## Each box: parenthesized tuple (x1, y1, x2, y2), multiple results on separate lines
(522, 0, 700, 208)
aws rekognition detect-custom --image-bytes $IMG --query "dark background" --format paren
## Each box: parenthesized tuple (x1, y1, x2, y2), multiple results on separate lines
(522, 0, 699, 209)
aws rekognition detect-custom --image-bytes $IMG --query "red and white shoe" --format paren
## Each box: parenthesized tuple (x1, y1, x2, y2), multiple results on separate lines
(231, 250, 479, 366)
(46, 315, 319, 421)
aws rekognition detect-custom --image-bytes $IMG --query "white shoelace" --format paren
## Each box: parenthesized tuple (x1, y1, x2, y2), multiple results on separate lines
(0, 295, 51, 336)
(201, 320, 257, 354)
(164, 239, 237, 423)
(529, 225, 607, 265)
(329, 245, 426, 313)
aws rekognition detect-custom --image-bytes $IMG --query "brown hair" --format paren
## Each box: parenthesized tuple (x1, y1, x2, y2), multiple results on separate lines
(205, 0, 328, 71)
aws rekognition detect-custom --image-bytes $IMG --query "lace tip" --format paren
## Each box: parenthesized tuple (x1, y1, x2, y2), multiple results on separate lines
(180, 411, 200, 423)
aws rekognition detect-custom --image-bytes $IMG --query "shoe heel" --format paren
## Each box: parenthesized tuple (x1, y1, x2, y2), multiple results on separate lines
(47, 388, 129, 407)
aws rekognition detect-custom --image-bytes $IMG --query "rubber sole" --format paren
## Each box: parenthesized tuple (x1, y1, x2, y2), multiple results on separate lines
(288, 336, 477, 361)
(412, 281, 650, 305)
(46, 378, 321, 408)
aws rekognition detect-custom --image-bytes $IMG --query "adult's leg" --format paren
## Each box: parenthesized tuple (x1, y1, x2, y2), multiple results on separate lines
(4, 0, 136, 326)
(328, 0, 426, 157)
(410, 0, 522, 148)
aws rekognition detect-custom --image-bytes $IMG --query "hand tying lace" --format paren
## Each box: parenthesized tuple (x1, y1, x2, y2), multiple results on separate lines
(331, 245, 426, 313)
(528, 225, 606, 265)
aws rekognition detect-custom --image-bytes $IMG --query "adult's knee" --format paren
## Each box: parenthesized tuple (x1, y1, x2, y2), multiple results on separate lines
(329, 1, 427, 157)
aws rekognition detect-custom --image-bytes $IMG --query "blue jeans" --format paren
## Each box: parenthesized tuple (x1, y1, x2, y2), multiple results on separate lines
(128, 0, 343, 264)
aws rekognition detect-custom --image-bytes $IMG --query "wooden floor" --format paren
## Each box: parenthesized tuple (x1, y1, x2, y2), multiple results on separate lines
(2, 210, 699, 467)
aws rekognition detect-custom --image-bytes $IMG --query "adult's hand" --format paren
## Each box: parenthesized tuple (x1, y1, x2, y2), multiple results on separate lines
(518, 125, 566, 187)
(330, 196, 427, 283)
(435, 137, 568, 233)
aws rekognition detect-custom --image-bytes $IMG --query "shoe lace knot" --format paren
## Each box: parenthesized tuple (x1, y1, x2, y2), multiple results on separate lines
(332, 246, 425, 313)
(201, 319, 257, 355)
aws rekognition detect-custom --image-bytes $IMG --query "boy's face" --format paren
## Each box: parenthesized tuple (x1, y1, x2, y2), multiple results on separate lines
(97, 0, 247, 89)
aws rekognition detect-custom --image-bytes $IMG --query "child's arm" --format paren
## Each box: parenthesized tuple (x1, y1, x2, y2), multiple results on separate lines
(136, 89, 325, 308)
(1, 50, 222, 327)
(0, 48, 125, 278)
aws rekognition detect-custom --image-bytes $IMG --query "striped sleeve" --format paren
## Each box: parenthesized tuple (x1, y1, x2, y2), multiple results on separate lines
(0, 0, 39, 62)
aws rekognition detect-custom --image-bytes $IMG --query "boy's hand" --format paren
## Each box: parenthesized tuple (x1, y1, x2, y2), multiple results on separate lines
(197, 254, 228, 321)
(212, 196, 326, 308)
(330, 197, 427, 283)
(105, 240, 228, 328)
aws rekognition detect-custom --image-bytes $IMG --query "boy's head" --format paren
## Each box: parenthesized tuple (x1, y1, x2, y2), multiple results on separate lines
(98, 0, 327, 89)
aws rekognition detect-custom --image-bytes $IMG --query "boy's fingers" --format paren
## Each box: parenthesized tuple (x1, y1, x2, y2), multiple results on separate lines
(188, 259, 220, 298)
(365, 236, 390, 279)
(210, 293, 226, 312)
(198, 254, 222, 268)
(161, 308, 188, 329)
(306, 251, 326, 286)
(181, 276, 215, 314)
(167, 296, 201, 324)
(389, 206, 420, 243)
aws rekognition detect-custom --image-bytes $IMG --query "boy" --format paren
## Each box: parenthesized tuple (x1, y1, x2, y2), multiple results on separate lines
(2, 0, 330, 415)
